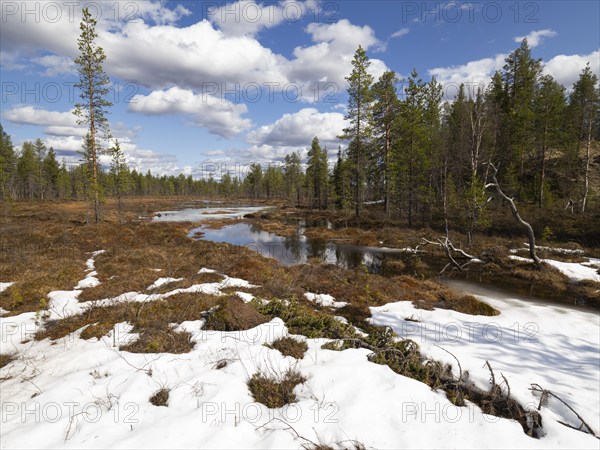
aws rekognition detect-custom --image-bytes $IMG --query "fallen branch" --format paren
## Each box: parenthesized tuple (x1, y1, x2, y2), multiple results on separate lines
(529, 384, 597, 437)
(421, 237, 476, 273)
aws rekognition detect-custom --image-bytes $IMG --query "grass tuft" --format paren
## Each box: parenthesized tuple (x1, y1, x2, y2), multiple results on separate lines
(149, 388, 170, 407)
(267, 336, 308, 359)
(203, 297, 269, 331)
(0, 353, 16, 369)
(247, 369, 306, 408)
(121, 328, 194, 354)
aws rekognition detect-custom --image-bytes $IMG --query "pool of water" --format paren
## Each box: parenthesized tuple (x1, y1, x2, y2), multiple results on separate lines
(191, 220, 431, 271)
(154, 206, 598, 310)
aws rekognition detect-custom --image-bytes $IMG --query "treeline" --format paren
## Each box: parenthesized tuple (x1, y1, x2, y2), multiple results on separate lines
(1, 39, 598, 232)
(0, 128, 229, 200)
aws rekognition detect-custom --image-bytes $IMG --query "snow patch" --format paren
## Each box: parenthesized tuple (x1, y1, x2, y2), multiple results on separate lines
(304, 292, 348, 308)
(370, 295, 600, 438)
(0, 281, 14, 293)
(235, 291, 255, 303)
(146, 277, 184, 290)
(509, 255, 600, 282)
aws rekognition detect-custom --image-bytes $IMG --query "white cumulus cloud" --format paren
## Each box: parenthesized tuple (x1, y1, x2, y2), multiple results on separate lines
(246, 107, 346, 147)
(129, 87, 252, 138)
(514, 29, 557, 48)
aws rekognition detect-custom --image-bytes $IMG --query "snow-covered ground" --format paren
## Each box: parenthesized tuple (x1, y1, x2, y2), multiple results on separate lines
(509, 255, 600, 282)
(1, 251, 599, 448)
(371, 294, 600, 445)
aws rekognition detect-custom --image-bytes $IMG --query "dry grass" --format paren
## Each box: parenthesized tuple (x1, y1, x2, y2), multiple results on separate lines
(267, 336, 308, 359)
(0, 353, 15, 369)
(247, 369, 306, 408)
(36, 292, 221, 354)
(149, 388, 170, 406)
(11, 198, 505, 354)
(255, 220, 298, 237)
(203, 297, 269, 331)
(121, 328, 194, 354)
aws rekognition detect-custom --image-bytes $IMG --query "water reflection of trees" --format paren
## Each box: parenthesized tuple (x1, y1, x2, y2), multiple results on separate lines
(283, 232, 302, 264)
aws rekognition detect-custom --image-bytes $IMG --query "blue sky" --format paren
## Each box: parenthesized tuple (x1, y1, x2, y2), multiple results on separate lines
(1, 0, 599, 178)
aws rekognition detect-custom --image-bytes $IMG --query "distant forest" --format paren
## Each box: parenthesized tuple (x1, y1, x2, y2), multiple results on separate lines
(1, 39, 598, 231)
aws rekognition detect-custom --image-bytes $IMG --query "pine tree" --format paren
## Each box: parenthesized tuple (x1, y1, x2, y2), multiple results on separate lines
(74, 7, 112, 222)
(372, 71, 400, 216)
(568, 64, 599, 213)
(397, 69, 428, 226)
(284, 152, 303, 205)
(33, 138, 47, 199)
(0, 123, 16, 199)
(42, 147, 60, 200)
(533, 75, 566, 206)
(16, 142, 39, 199)
(245, 164, 263, 198)
(57, 162, 71, 199)
(109, 140, 131, 219)
(306, 137, 329, 209)
(502, 38, 542, 195)
(339, 46, 374, 218)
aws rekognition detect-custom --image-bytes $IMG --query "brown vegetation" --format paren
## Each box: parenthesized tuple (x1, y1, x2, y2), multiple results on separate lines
(247, 369, 306, 408)
(0, 353, 15, 369)
(203, 297, 269, 331)
(267, 336, 308, 359)
(149, 388, 170, 407)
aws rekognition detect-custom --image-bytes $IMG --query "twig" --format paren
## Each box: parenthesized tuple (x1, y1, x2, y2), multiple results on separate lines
(529, 384, 597, 437)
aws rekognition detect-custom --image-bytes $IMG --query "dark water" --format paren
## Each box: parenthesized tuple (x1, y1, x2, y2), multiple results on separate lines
(192, 220, 432, 271)
(191, 220, 599, 311)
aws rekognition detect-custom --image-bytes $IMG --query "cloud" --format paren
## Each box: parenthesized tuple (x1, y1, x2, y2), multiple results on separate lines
(207, 0, 316, 37)
(0, 50, 27, 71)
(543, 50, 600, 89)
(33, 55, 76, 77)
(1, 3, 388, 106)
(514, 29, 557, 48)
(3, 106, 78, 127)
(390, 28, 410, 39)
(429, 48, 600, 98)
(128, 86, 252, 138)
(135, 1, 191, 25)
(285, 19, 388, 92)
(428, 53, 507, 96)
(246, 107, 346, 147)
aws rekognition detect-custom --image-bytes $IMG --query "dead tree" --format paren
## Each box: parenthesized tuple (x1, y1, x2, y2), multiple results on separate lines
(485, 163, 541, 268)
(420, 220, 477, 274)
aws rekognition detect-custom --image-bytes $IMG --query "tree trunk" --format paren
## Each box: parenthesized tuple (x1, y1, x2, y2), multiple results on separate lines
(487, 163, 541, 267)
(89, 78, 99, 223)
(581, 120, 592, 213)
(539, 120, 548, 208)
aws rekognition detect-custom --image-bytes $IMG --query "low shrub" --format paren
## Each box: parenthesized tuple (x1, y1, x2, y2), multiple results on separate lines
(248, 369, 306, 408)
(149, 388, 169, 406)
(267, 336, 308, 359)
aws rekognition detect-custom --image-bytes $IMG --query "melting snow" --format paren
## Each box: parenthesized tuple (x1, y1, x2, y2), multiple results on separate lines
(146, 277, 184, 290)
(509, 255, 600, 282)
(304, 292, 348, 308)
